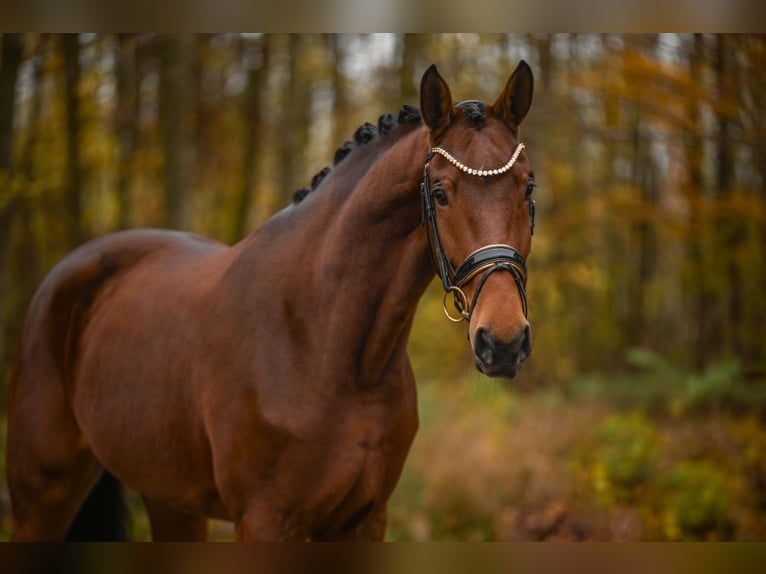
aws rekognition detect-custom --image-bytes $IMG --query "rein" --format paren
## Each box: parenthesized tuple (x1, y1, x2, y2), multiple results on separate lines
(420, 142, 530, 323)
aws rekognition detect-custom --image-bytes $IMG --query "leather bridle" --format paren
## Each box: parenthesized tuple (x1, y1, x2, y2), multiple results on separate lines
(420, 142, 532, 323)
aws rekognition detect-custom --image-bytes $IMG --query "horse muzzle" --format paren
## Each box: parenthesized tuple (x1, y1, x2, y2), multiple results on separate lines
(471, 324, 532, 378)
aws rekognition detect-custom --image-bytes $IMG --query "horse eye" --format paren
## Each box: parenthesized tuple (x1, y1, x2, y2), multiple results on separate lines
(525, 179, 536, 199)
(433, 185, 449, 206)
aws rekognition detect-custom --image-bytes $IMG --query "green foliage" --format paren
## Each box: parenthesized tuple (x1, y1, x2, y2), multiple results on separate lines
(387, 379, 550, 541)
(730, 417, 766, 511)
(408, 282, 475, 382)
(574, 413, 659, 506)
(625, 347, 676, 373)
(568, 348, 766, 416)
(660, 461, 734, 541)
(387, 372, 766, 541)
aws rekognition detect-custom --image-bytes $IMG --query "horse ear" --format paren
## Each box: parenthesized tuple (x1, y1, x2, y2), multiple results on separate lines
(491, 60, 534, 129)
(420, 64, 455, 142)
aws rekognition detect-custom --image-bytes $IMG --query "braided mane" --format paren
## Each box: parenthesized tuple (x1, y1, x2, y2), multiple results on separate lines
(292, 105, 422, 204)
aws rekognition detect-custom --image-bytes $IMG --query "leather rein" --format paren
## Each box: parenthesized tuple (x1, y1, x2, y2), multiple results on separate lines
(420, 142, 532, 323)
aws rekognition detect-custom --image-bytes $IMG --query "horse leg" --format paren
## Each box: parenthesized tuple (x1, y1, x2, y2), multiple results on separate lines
(344, 506, 388, 541)
(312, 506, 388, 542)
(7, 383, 103, 541)
(142, 497, 208, 541)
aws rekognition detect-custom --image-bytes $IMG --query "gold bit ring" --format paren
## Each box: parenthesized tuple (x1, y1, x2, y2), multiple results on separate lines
(443, 286, 470, 323)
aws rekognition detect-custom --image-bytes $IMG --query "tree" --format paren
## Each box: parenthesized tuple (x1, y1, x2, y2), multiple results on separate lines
(398, 34, 423, 106)
(0, 33, 24, 390)
(0, 32, 23, 237)
(683, 33, 709, 370)
(714, 34, 743, 361)
(158, 34, 193, 230)
(61, 33, 84, 248)
(326, 34, 349, 153)
(230, 35, 269, 243)
(0, 34, 23, 177)
(114, 34, 139, 229)
(0, 32, 24, 254)
(277, 34, 312, 205)
(626, 35, 660, 349)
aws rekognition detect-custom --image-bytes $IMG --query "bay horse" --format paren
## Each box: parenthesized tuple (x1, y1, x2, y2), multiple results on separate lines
(6, 61, 536, 541)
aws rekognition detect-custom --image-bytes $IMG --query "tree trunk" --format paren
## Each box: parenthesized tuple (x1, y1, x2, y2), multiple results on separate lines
(0, 33, 23, 176)
(61, 33, 84, 248)
(617, 36, 659, 351)
(751, 37, 766, 373)
(230, 36, 269, 243)
(14, 34, 45, 303)
(0, 32, 23, 242)
(277, 34, 312, 205)
(0, 31, 23, 287)
(683, 34, 711, 370)
(114, 34, 139, 229)
(159, 34, 192, 230)
(0, 33, 24, 387)
(714, 35, 742, 362)
(398, 34, 423, 106)
(327, 34, 348, 151)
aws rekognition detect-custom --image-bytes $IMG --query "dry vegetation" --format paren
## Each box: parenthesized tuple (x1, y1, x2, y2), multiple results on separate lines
(386, 368, 766, 541)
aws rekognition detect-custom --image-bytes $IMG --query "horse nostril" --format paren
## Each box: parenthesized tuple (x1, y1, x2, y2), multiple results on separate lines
(474, 327, 497, 366)
(473, 324, 532, 378)
(514, 324, 532, 359)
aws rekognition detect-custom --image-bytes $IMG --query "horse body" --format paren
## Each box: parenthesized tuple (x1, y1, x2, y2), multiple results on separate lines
(7, 63, 535, 540)
(8, 125, 431, 541)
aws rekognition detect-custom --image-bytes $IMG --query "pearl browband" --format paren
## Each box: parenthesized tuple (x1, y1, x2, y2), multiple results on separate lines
(430, 142, 525, 177)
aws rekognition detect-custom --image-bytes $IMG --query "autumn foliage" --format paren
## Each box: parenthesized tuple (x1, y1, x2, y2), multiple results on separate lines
(1, 34, 765, 540)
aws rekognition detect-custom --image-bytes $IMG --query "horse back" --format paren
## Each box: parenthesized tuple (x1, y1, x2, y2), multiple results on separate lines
(13, 229, 226, 393)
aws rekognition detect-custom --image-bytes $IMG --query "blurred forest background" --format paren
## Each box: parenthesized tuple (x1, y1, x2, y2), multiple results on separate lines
(1, 33, 765, 540)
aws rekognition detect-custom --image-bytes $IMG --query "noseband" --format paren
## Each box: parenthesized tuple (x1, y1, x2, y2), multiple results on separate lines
(420, 142, 531, 323)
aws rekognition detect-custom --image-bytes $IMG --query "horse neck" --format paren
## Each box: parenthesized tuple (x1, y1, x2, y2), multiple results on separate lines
(304, 127, 435, 384)
(320, 129, 434, 384)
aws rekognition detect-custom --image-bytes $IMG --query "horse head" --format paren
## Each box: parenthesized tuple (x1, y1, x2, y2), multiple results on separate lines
(420, 61, 535, 378)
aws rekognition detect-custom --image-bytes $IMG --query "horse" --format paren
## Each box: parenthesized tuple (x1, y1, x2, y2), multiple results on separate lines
(6, 61, 536, 541)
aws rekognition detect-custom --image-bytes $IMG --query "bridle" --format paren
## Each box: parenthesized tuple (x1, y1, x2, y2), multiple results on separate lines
(420, 142, 533, 323)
